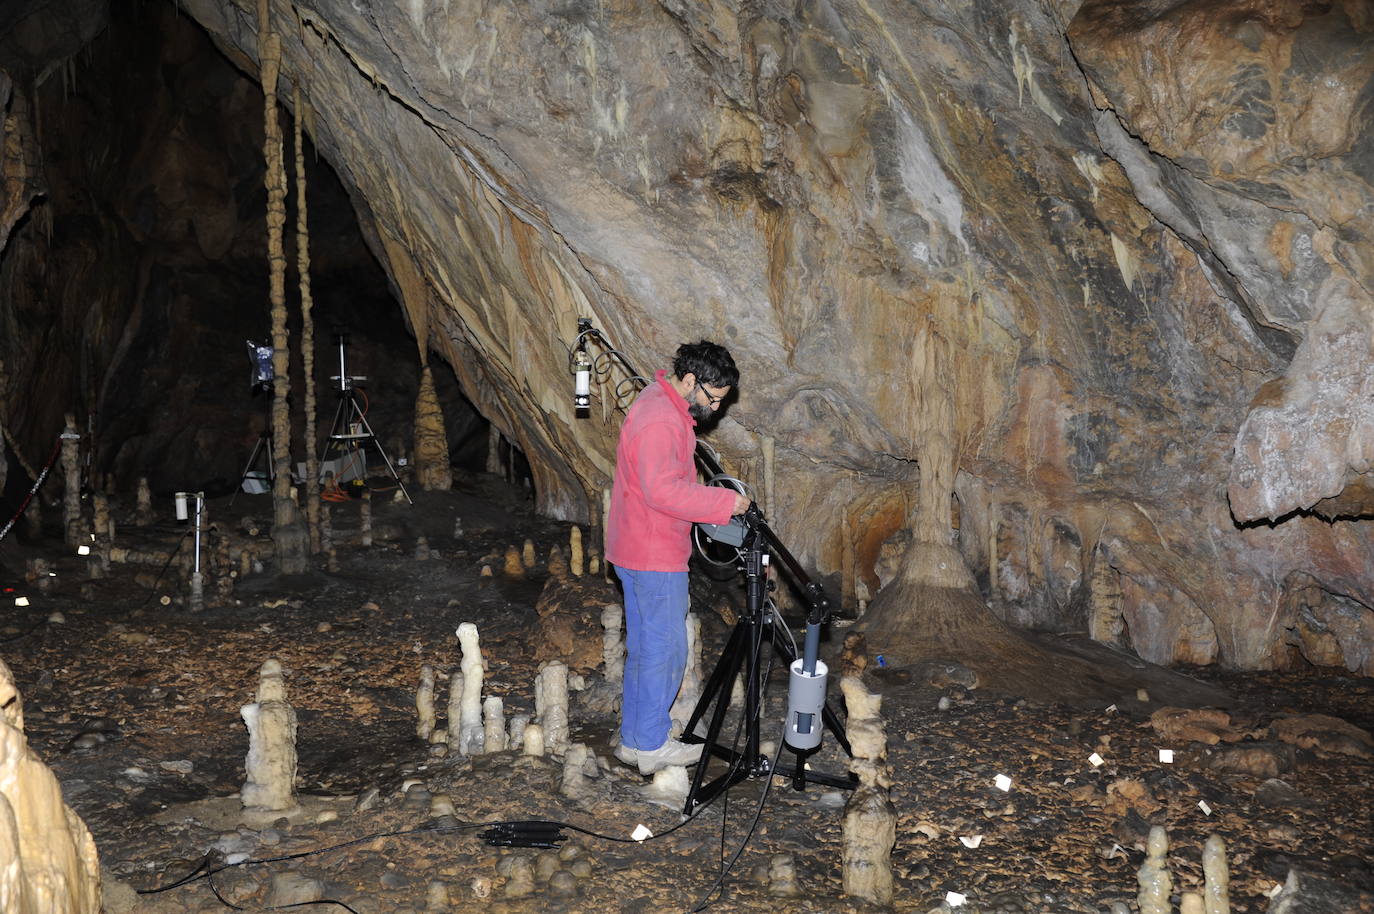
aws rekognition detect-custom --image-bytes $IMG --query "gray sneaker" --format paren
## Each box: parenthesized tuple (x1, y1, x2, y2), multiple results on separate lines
(636, 738, 703, 775)
(613, 743, 638, 766)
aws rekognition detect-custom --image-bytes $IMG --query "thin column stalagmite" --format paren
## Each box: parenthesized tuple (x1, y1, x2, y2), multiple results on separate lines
(457, 624, 485, 755)
(839, 676, 896, 905)
(136, 477, 152, 526)
(416, 665, 436, 741)
(293, 85, 322, 555)
(486, 429, 501, 476)
(259, 0, 307, 574)
(61, 413, 80, 547)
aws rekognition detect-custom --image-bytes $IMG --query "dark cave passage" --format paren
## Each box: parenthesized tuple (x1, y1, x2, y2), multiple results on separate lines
(0, 0, 528, 516)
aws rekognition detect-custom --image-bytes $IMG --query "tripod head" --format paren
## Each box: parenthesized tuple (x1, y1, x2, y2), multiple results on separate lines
(330, 331, 367, 392)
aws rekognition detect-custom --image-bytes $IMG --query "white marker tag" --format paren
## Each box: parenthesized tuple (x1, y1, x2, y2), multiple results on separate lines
(994, 774, 1012, 792)
(946, 891, 967, 907)
(77, 544, 91, 556)
(1265, 883, 1284, 898)
(1158, 749, 1174, 763)
(1198, 800, 1213, 816)
(14, 596, 29, 607)
(958, 835, 983, 848)
(1105, 704, 1117, 713)
(1088, 753, 1105, 767)
(631, 824, 653, 841)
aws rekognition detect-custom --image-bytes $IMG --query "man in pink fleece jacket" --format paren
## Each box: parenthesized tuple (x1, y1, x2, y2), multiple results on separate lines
(606, 341, 751, 774)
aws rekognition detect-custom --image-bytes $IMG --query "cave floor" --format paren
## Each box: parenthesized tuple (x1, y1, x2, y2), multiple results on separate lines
(2, 473, 1373, 914)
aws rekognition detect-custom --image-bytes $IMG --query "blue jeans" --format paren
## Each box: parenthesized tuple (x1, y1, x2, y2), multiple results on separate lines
(615, 566, 689, 751)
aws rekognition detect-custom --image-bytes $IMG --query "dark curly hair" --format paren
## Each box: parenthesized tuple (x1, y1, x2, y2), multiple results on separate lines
(673, 340, 738, 389)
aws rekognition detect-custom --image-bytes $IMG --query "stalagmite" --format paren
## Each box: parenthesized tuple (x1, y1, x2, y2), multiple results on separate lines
(135, 477, 152, 525)
(588, 547, 601, 576)
(360, 490, 372, 547)
(415, 536, 430, 561)
(503, 546, 524, 578)
(240, 658, 298, 816)
(668, 612, 701, 735)
(424, 880, 450, 913)
(415, 665, 436, 741)
(569, 526, 583, 576)
(485, 430, 501, 476)
(320, 504, 336, 572)
(483, 697, 507, 752)
(414, 364, 453, 491)
(1202, 833, 1230, 914)
(535, 661, 570, 755)
(292, 85, 322, 555)
(547, 544, 568, 578)
(1181, 893, 1205, 914)
(840, 676, 895, 906)
(0, 658, 102, 914)
(445, 671, 463, 754)
(457, 623, 485, 755)
(61, 413, 80, 547)
(768, 853, 801, 898)
(522, 538, 536, 569)
(507, 714, 529, 750)
(601, 604, 624, 685)
(258, 0, 308, 575)
(503, 856, 535, 898)
(1137, 826, 1173, 914)
(522, 722, 544, 757)
(560, 744, 590, 798)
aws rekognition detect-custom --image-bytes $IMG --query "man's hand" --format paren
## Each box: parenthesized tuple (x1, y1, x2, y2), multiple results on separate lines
(731, 492, 752, 516)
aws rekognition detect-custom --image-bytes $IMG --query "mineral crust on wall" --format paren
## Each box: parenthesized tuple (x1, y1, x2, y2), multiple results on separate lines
(0, 0, 1369, 674)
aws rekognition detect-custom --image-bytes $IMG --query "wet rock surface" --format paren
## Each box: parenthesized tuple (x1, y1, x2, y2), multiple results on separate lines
(0, 477, 1370, 912)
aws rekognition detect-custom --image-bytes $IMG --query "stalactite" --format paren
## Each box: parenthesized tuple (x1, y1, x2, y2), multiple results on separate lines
(260, 0, 307, 574)
(293, 85, 321, 555)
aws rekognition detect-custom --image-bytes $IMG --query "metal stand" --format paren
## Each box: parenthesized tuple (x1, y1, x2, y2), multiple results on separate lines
(231, 392, 274, 506)
(681, 507, 855, 816)
(319, 334, 411, 505)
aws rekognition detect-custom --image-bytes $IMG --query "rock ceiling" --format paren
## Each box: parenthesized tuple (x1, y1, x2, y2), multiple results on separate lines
(2, 0, 1372, 674)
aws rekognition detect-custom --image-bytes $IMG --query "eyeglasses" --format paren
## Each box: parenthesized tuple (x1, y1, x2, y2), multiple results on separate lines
(695, 383, 726, 407)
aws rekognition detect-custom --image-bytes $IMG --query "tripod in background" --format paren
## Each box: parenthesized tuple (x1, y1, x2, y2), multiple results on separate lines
(319, 333, 411, 504)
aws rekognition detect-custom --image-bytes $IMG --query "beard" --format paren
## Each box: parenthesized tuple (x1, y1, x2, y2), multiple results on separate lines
(688, 401, 715, 423)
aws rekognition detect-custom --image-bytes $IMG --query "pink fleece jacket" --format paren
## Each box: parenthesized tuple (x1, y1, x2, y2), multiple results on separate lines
(605, 370, 738, 572)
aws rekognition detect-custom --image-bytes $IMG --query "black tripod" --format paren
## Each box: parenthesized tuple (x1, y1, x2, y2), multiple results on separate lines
(231, 387, 275, 506)
(681, 506, 856, 816)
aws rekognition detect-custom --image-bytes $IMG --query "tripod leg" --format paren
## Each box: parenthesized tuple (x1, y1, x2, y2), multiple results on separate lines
(231, 436, 266, 506)
(354, 408, 413, 505)
(683, 620, 751, 814)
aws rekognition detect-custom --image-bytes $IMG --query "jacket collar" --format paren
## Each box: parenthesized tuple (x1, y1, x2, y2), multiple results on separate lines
(655, 369, 695, 427)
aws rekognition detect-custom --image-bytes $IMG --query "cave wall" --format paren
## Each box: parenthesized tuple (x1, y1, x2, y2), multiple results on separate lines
(3, 0, 1372, 673)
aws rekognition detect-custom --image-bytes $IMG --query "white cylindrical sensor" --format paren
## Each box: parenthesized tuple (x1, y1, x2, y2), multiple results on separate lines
(174, 492, 189, 521)
(575, 368, 591, 398)
(784, 657, 828, 751)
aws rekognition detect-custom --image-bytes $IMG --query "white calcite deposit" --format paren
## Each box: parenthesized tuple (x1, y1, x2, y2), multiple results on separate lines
(240, 658, 298, 815)
(839, 675, 895, 906)
(0, 658, 102, 914)
(456, 623, 485, 755)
